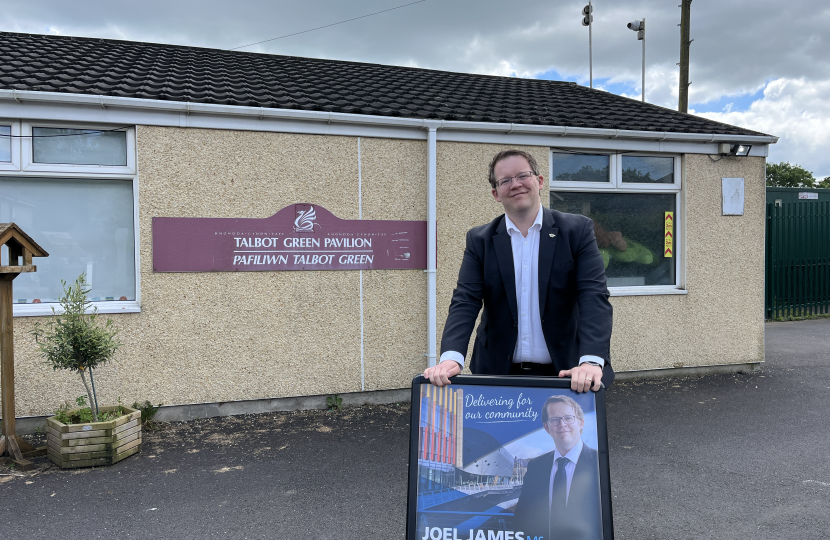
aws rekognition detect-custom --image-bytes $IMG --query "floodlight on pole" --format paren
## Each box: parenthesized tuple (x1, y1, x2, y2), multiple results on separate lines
(582, 2, 593, 88)
(627, 18, 645, 102)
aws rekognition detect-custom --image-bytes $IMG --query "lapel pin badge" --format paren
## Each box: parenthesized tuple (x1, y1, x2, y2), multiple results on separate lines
(549, 233, 556, 238)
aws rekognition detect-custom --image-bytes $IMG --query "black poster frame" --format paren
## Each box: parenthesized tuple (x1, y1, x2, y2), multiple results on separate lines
(406, 375, 614, 540)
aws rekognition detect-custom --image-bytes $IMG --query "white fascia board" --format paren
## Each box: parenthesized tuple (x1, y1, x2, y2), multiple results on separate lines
(0, 97, 428, 141)
(441, 131, 769, 156)
(0, 89, 779, 150)
(436, 121, 778, 144)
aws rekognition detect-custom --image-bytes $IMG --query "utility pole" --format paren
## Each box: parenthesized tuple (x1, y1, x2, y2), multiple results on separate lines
(582, 1, 594, 88)
(641, 18, 645, 102)
(678, 0, 692, 113)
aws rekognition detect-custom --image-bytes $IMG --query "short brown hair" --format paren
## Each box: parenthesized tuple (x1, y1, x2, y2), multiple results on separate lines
(541, 395, 584, 424)
(488, 149, 540, 189)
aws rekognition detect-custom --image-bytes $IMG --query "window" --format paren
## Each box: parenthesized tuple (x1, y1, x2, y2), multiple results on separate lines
(1, 178, 136, 303)
(621, 155, 674, 184)
(551, 152, 612, 184)
(0, 121, 21, 171)
(22, 123, 135, 175)
(32, 127, 127, 166)
(550, 151, 683, 294)
(0, 121, 138, 315)
(0, 125, 10, 162)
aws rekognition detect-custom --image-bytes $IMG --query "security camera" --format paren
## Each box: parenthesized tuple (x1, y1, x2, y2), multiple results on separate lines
(627, 20, 642, 31)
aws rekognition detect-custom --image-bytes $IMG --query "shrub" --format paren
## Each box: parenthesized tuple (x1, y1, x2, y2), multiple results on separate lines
(31, 273, 121, 422)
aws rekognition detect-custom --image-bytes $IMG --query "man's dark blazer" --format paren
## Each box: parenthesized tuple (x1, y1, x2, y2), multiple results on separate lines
(513, 445, 603, 540)
(440, 207, 614, 386)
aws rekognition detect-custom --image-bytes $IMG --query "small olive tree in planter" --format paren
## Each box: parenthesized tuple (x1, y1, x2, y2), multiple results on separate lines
(31, 273, 142, 468)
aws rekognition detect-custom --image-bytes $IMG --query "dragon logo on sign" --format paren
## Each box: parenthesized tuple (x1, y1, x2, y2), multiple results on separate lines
(294, 206, 318, 232)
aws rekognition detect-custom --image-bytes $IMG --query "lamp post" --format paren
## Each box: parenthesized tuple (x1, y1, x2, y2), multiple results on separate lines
(582, 2, 593, 88)
(627, 18, 645, 102)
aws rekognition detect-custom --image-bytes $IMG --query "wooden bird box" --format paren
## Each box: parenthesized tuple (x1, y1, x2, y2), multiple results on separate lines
(0, 222, 49, 274)
(1, 222, 49, 469)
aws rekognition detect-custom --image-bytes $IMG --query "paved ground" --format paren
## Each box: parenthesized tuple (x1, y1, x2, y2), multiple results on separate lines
(607, 318, 830, 540)
(2, 319, 829, 539)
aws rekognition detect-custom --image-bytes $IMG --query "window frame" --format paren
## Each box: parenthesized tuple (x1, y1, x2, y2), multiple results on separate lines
(1, 120, 141, 317)
(21, 121, 136, 175)
(616, 152, 682, 190)
(549, 150, 617, 190)
(0, 119, 22, 171)
(549, 149, 685, 296)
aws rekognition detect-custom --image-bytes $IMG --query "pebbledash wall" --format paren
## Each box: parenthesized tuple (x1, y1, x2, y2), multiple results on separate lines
(7, 124, 766, 417)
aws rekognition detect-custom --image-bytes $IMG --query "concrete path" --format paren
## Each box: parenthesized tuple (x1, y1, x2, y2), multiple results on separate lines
(1, 319, 828, 539)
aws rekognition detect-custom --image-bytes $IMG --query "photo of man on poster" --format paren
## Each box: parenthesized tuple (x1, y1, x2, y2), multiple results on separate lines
(514, 395, 602, 540)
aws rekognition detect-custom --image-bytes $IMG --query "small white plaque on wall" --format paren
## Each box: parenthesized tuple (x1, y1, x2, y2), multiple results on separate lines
(722, 178, 745, 215)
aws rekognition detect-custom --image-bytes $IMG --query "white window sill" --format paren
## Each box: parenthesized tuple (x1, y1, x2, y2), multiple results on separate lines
(609, 287, 688, 297)
(13, 301, 141, 317)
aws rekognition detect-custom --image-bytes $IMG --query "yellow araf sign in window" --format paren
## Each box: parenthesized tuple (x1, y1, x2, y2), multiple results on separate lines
(664, 212, 674, 257)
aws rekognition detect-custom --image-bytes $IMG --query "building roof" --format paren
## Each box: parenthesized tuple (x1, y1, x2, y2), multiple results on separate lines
(0, 32, 768, 137)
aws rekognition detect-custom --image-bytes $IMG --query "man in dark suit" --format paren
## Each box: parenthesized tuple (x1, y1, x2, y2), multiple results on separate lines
(514, 395, 603, 540)
(424, 149, 613, 392)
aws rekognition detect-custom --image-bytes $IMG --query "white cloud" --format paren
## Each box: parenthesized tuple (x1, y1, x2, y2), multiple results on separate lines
(613, 63, 682, 108)
(487, 61, 518, 77)
(694, 78, 830, 178)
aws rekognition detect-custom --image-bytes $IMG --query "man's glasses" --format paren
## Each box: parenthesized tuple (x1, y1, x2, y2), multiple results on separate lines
(496, 171, 535, 189)
(545, 415, 576, 426)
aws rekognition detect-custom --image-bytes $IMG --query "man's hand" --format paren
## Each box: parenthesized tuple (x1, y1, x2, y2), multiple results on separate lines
(423, 359, 461, 387)
(559, 363, 603, 393)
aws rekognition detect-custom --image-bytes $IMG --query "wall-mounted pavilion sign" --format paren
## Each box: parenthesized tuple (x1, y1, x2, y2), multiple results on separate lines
(152, 204, 427, 272)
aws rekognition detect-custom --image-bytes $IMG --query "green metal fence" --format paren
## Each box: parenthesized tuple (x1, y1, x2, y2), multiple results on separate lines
(766, 201, 830, 319)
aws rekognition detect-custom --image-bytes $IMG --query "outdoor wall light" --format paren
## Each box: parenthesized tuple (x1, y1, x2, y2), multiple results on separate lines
(718, 143, 752, 156)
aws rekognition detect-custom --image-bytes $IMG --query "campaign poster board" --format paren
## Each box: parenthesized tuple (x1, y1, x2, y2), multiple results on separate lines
(407, 376, 613, 540)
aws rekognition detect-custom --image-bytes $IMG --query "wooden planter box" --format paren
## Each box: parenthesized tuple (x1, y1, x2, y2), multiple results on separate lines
(46, 405, 142, 468)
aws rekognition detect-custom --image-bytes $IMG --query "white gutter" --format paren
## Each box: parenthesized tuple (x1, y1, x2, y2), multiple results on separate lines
(0, 89, 780, 144)
(424, 122, 440, 368)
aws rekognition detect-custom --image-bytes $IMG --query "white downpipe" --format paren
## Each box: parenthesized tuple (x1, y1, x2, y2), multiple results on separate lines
(358, 137, 365, 391)
(427, 126, 438, 368)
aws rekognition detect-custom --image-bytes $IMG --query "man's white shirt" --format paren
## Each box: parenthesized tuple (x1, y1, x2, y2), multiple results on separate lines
(506, 205, 549, 364)
(439, 205, 605, 369)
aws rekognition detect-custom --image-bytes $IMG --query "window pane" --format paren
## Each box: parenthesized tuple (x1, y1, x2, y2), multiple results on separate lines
(0, 125, 10, 162)
(622, 156, 674, 184)
(551, 153, 610, 183)
(550, 191, 676, 286)
(0, 177, 135, 303)
(32, 128, 127, 166)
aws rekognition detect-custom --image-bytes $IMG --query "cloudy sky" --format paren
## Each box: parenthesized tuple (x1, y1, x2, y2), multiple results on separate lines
(5, 0, 829, 177)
